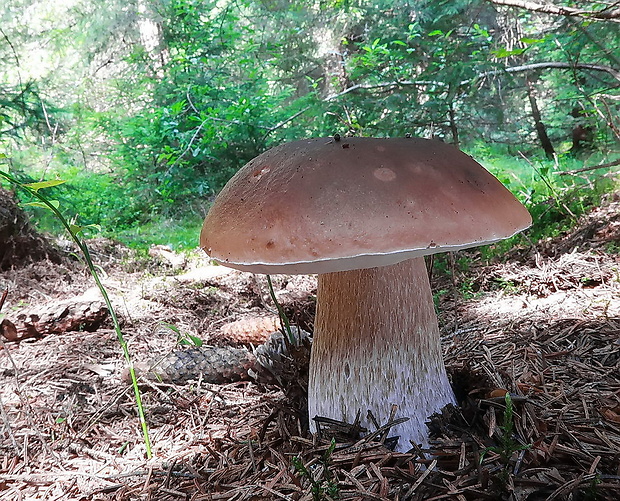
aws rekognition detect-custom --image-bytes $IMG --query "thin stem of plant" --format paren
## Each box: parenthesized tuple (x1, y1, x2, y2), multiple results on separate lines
(0, 171, 152, 458)
(517, 151, 577, 219)
(266, 275, 294, 344)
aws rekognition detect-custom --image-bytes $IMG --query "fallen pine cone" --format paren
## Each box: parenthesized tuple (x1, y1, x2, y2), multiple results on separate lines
(140, 346, 257, 384)
(128, 327, 311, 389)
(217, 314, 281, 346)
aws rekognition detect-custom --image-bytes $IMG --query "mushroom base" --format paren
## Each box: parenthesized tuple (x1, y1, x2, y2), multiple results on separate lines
(308, 257, 456, 451)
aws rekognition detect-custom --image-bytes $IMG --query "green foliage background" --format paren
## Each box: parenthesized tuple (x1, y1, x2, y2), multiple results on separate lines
(0, 0, 618, 249)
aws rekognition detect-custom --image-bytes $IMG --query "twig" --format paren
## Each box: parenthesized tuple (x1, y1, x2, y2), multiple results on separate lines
(404, 458, 437, 496)
(484, 0, 620, 23)
(558, 158, 620, 175)
(39, 101, 60, 181)
(474, 61, 620, 83)
(263, 60, 620, 135)
(0, 27, 25, 110)
(517, 151, 577, 219)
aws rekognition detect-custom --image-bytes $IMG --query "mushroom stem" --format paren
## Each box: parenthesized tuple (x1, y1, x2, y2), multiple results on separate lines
(308, 257, 455, 451)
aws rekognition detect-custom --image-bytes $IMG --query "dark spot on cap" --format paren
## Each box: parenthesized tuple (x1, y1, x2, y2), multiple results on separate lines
(266, 240, 275, 249)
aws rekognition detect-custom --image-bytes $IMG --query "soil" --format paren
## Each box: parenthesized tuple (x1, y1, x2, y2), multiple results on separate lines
(0, 198, 619, 500)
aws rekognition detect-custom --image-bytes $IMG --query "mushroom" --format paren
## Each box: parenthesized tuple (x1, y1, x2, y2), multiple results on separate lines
(200, 137, 531, 450)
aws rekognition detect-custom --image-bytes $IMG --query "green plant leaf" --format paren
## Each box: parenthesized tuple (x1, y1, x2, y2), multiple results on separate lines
(520, 37, 544, 44)
(69, 223, 101, 235)
(24, 179, 67, 191)
(187, 334, 203, 347)
(492, 47, 526, 58)
(23, 200, 61, 210)
(163, 323, 181, 335)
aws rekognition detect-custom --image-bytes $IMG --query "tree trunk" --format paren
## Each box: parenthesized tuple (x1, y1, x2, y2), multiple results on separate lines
(526, 78, 555, 158)
(448, 103, 460, 148)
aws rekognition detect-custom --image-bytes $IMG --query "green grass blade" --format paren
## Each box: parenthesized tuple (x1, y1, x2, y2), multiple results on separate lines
(0, 170, 152, 458)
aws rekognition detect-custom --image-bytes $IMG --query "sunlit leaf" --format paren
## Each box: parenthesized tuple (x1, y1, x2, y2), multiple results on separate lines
(520, 37, 544, 44)
(23, 200, 61, 210)
(187, 334, 203, 347)
(69, 223, 101, 235)
(24, 179, 67, 191)
(491, 47, 526, 58)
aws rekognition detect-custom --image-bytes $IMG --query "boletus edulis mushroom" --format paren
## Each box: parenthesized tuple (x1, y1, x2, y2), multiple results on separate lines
(200, 137, 531, 451)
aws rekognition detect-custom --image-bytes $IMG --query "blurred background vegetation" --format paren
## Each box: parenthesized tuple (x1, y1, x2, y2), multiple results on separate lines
(0, 0, 618, 250)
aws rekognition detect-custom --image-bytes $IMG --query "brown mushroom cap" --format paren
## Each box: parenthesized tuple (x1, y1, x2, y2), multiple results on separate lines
(200, 137, 531, 274)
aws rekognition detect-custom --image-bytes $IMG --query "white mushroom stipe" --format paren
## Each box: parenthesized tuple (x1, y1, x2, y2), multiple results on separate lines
(309, 258, 456, 451)
(200, 137, 532, 452)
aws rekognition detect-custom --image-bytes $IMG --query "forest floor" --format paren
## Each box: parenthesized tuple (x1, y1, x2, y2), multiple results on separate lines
(0, 196, 619, 500)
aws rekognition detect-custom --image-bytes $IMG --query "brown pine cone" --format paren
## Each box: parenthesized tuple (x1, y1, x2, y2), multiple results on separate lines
(140, 346, 257, 384)
(252, 327, 311, 389)
(129, 328, 312, 388)
(217, 315, 280, 346)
